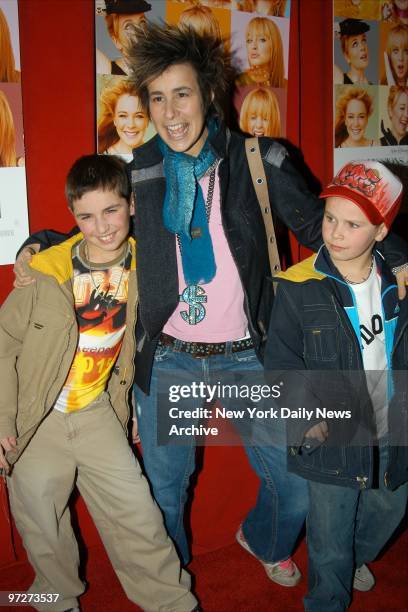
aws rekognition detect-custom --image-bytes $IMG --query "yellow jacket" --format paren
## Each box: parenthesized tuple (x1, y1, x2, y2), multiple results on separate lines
(0, 234, 137, 466)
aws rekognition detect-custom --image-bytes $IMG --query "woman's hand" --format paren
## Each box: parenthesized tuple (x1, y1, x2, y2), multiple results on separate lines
(131, 417, 140, 445)
(396, 266, 408, 300)
(13, 245, 39, 288)
(0, 437, 16, 474)
(304, 421, 328, 444)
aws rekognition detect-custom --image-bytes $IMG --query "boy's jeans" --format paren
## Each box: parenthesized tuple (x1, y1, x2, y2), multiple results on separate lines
(304, 440, 408, 612)
(135, 343, 309, 565)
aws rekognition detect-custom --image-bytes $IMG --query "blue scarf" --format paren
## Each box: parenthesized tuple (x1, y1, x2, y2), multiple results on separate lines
(158, 120, 218, 286)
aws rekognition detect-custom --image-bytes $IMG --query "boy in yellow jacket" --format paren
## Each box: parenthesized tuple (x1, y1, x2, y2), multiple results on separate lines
(0, 155, 197, 612)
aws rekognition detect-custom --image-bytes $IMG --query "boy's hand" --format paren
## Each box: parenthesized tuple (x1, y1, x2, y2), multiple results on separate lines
(0, 437, 17, 474)
(396, 267, 408, 300)
(131, 417, 140, 445)
(304, 421, 328, 443)
(13, 245, 40, 288)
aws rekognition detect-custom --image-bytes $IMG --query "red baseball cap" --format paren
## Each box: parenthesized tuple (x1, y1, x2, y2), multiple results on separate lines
(320, 161, 403, 228)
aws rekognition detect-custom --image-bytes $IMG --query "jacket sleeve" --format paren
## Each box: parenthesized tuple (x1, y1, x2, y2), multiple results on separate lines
(262, 141, 407, 266)
(265, 281, 326, 447)
(262, 141, 323, 252)
(0, 285, 36, 438)
(378, 231, 407, 268)
(17, 227, 78, 256)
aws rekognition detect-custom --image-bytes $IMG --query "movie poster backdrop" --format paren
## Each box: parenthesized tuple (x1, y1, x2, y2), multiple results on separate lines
(333, 0, 407, 172)
(95, 0, 292, 160)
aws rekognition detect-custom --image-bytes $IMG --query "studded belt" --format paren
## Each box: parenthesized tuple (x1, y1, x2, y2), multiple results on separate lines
(158, 333, 254, 358)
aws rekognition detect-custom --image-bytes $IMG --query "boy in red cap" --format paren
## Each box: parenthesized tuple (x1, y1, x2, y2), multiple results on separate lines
(265, 160, 407, 611)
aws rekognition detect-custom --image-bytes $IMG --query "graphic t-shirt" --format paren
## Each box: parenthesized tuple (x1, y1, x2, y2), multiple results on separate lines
(54, 240, 131, 413)
(351, 264, 388, 437)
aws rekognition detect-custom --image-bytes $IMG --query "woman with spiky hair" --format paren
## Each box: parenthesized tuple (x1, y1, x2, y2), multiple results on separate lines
(126, 21, 324, 586)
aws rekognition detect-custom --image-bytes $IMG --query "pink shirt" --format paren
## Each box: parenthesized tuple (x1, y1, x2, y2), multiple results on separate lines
(163, 167, 248, 342)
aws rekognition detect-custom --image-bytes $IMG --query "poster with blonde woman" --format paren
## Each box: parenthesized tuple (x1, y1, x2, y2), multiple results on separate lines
(333, 0, 381, 20)
(0, 1, 20, 82)
(380, 23, 408, 85)
(380, 85, 408, 144)
(198, 1, 232, 7)
(233, 13, 288, 87)
(237, 86, 283, 136)
(166, 0, 230, 44)
(381, 0, 408, 24)
(235, 0, 289, 17)
(97, 76, 153, 160)
(0, 0, 28, 266)
(0, 87, 24, 167)
(334, 85, 380, 147)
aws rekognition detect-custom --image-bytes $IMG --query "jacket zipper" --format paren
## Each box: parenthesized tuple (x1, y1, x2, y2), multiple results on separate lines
(123, 307, 137, 430)
(391, 319, 408, 361)
(330, 293, 375, 487)
(44, 325, 75, 412)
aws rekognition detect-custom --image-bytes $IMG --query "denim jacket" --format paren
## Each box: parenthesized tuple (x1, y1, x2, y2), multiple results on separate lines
(265, 247, 408, 491)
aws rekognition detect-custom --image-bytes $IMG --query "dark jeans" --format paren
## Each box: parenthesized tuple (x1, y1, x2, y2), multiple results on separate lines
(304, 441, 408, 612)
(135, 343, 308, 565)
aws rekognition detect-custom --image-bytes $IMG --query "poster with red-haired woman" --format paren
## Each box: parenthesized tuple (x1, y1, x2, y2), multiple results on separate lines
(0, 0, 28, 265)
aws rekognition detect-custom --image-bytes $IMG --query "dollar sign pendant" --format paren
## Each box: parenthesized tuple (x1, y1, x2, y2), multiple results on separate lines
(180, 285, 207, 325)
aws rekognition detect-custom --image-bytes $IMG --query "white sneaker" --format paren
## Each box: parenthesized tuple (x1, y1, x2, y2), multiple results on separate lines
(236, 526, 302, 587)
(353, 564, 375, 591)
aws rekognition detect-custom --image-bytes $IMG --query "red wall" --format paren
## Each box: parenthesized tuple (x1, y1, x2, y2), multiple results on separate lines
(0, 0, 333, 566)
(0, 0, 95, 303)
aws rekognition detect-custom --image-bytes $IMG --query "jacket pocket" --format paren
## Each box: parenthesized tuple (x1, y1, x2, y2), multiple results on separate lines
(25, 302, 71, 354)
(303, 305, 339, 362)
(295, 443, 348, 478)
(17, 303, 72, 396)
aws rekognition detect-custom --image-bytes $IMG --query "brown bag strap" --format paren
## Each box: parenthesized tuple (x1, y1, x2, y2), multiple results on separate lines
(245, 138, 281, 285)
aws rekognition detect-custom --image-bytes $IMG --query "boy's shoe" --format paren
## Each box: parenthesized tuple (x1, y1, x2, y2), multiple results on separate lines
(236, 526, 301, 587)
(353, 564, 375, 591)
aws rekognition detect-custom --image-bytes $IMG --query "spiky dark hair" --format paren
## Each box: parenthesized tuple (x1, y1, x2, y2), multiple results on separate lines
(126, 21, 230, 119)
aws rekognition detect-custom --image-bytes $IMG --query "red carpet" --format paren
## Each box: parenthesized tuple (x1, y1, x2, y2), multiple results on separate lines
(1, 530, 406, 611)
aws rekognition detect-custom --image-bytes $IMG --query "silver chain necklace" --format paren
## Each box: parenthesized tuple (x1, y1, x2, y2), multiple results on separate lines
(341, 256, 374, 285)
(176, 167, 216, 252)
